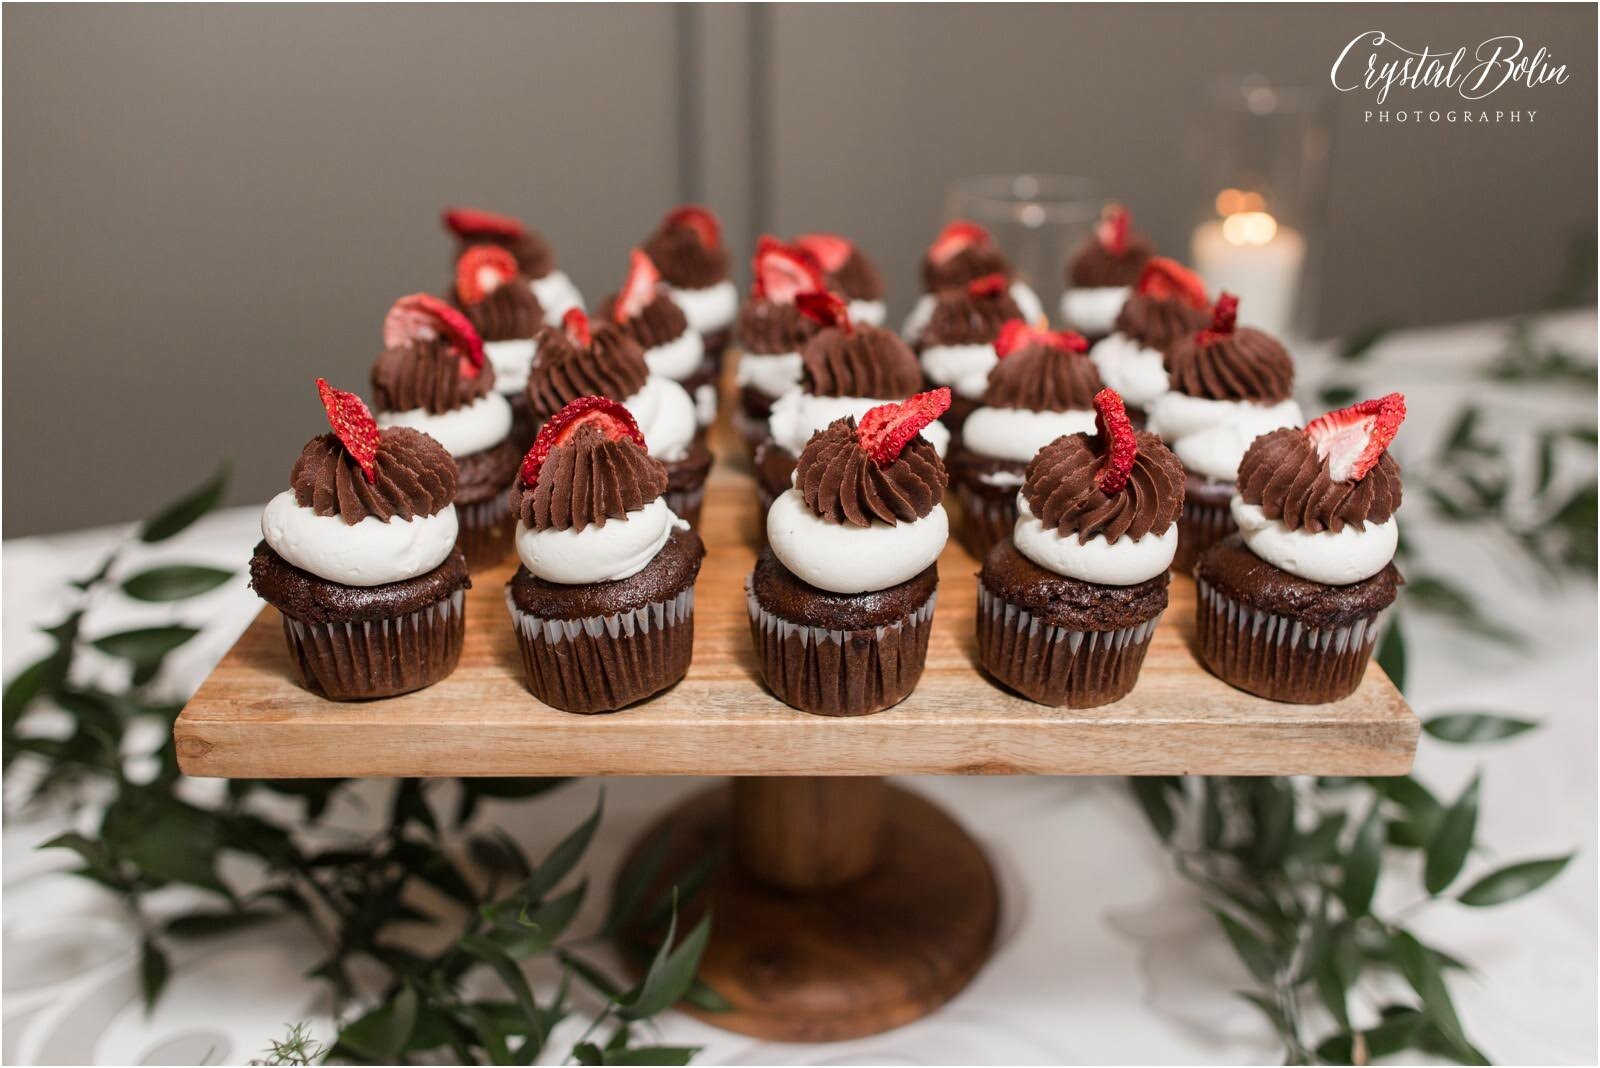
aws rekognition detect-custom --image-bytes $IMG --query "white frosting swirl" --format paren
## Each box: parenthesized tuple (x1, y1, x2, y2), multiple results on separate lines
(666, 280, 738, 334)
(766, 388, 950, 458)
(767, 488, 948, 594)
(919, 343, 995, 400)
(1089, 332, 1170, 408)
(641, 329, 705, 382)
(623, 376, 697, 462)
(901, 281, 1043, 340)
(961, 406, 1097, 463)
(484, 338, 537, 394)
(1060, 285, 1130, 336)
(377, 392, 512, 458)
(1008, 281, 1044, 324)
(693, 383, 718, 428)
(515, 498, 686, 584)
(735, 350, 803, 399)
(847, 299, 887, 327)
(1012, 494, 1175, 586)
(1147, 395, 1304, 481)
(1231, 498, 1397, 586)
(261, 491, 458, 587)
(529, 270, 584, 320)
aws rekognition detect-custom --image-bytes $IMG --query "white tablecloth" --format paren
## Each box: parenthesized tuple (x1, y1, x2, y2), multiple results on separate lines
(4, 312, 1595, 1065)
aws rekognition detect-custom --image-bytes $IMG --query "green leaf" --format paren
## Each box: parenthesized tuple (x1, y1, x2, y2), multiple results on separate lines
(1315, 1006, 1426, 1063)
(460, 934, 544, 1054)
(605, 823, 671, 935)
(1424, 773, 1481, 895)
(1458, 854, 1573, 906)
(600, 1047, 698, 1065)
(520, 790, 603, 901)
(1424, 712, 1539, 744)
(1130, 777, 1178, 842)
(1339, 322, 1391, 362)
(1294, 811, 1346, 865)
(138, 463, 230, 543)
(1313, 926, 1353, 1030)
(91, 626, 200, 673)
(487, 881, 587, 958)
(140, 938, 169, 1011)
(1339, 803, 1384, 918)
(1318, 384, 1359, 408)
(120, 565, 233, 602)
(1392, 930, 1472, 1058)
(1376, 614, 1406, 692)
(4, 653, 64, 733)
(621, 908, 713, 1020)
(165, 908, 279, 938)
(339, 985, 418, 1063)
(1208, 908, 1278, 985)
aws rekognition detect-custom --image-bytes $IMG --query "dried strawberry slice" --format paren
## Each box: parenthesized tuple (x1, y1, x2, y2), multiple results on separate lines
(967, 273, 1010, 300)
(442, 206, 526, 242)
(456, 245, 518, 306)
(663, 205, 722, 250)
(995, 319, 1087, 357)
(1136, 257, 1208, 310)
(928, 220, 991, 265)
(752, 237, 826, 303)
(1306, 392, 1407, 483)
(795, 290, 853, 334)
(856, 388, 952, 467)
(615, 249, 661, 323)
(794, 232, 854, 273)
(1096, 204, 1131, 255)
(520, 396, 645, 487)
(384, 294, 486, 377)
(316, 378, 380, 483)
(562, 307, 592, 348)
(1093, 388, 1137, 494)
(1196, 292, 1240, 346)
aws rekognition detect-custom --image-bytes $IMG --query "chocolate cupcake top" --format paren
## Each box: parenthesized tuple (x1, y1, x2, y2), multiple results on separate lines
(917, 276, 1023, 348)
(443, 207, 554, 280)
(796, 234, 885, 302)
(921, 221, 1013, 292)
(292, 427, 457, 525)
(1165, 295, 1294, 403)
(800, 322, 922, 399)
(796, 417, 947, 527)
(599, 292, 690, 350)
(372, 338, 495, 415)
(983, 327, 1102, 411)
(737, 295, 822, 354)
(642, 206, 728, 289)
(461, 281, 543, 342)
(526, 316, 650, 420)
(1237, 426, 1403, 534)
(511, 422, 667, 532)
(1023, 413, 1185, 544)
(1115, 293, 1210, 352)
(1067, 205, 1154, 288)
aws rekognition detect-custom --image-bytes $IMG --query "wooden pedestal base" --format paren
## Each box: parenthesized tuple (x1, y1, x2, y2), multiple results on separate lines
(617, 777, 999, 1043)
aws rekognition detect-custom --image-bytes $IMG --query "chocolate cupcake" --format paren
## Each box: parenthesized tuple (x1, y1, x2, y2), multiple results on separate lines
(250, 380, 469, 700)
(507, 397, 705, 713)
(1061, 204, 1155, 341)
(1146, 294, 1304, 573)
(913, 274, 1023, 432)
(901, 220, 1045, 340)
(526, 310, 710, 529)
(373, 294, 521, 571)
(1088, 258, 1210, 424)
(443, 205, 584, 319)
(749, 390, 952, 716)
(977, 390, 1183, 707)
(951, 322, 1101, 560)
(453, 244, 546, 454)
(642, 205, 736, 368)
(598, 249, 715, 434)
(1195, 395, 1407, 704)
(795, 233, 887, 326)
(757, 292, 949, 516)
(733, 237, 828, 448)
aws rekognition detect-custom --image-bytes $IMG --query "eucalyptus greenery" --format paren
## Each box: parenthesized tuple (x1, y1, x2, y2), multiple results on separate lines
(3, 471, 715, 1065)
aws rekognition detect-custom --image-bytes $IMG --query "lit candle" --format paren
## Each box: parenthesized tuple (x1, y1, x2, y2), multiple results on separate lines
(1190, 190, 1306, 338)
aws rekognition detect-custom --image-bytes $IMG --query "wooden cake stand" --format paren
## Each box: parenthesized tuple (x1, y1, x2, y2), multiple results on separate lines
(176, 403, 1417, 1043)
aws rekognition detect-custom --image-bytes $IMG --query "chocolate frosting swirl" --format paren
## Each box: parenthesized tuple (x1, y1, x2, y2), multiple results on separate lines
(795, 418, 947, 527)
(456, 233, 552, 281)
(922, 245, 1011, 292)
(737, 298, 822, 355)
(509, 424, 668, 532)
(372, 339, 495, 415)
(461, 279, 544, 343)
(1114, 293, 1209, 352)
(831, 249, 886, 301)
(291, 427, 456, 525)
(1237, 427, 1402, 533)
(982, 342, 1104, 411)
(1023, 431, 1185, 543)
(1067, 232, 1154, 288)
(1165, 326, 1295, 403)
(800, 325, 922, 398)
(642, 225, 728, 289)
(526, 323, 650, 420)
(598, 293, 691, 351)
(916, 287, 1022, 348)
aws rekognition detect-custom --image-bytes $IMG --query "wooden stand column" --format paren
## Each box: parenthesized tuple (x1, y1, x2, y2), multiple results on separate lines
(616, 776, 1000, 1043)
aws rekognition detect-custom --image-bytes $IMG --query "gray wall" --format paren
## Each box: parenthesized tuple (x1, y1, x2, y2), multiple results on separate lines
(6, 3, 1594, 535)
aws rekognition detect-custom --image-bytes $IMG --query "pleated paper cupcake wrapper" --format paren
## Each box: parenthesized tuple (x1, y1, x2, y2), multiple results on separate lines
(1194, 578, 1390, 704)
(956, 484, 1018, 564)
(746, 578, 938, 717)
(507, 587, 696, 714)
(1173, 496, 1235, 575)
(281, 589, 465, 701)
(732, 405, 770, 452)
(975, 584, 1160, 708)
(664, 484, 707, 531)
(457, 489, 516, 572)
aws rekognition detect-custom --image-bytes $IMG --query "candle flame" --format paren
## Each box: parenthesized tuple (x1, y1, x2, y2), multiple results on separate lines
(1221, 210, 1279, 247)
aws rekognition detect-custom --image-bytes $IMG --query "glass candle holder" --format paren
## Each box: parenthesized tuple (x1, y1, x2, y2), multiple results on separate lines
(945, 174, 1102, 319)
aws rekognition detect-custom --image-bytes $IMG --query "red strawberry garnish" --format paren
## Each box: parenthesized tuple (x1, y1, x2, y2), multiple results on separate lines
(615, 249, 661, 323)
(994, 319, 1088, 357)
(520, 396, 645, 488)
(442, 206, 526, 242)
(1093, 388, 1137, 494)
(794, 232, 854, 273)
(662, 205, 722, 250)
(384, 294, 485, 377)
(795, 290, 853, 334)
(752, 237, 826, 303)
(316, 378, 380, 483)
(928, 220, 992, 265)
(856, 388, 952, 467)
(1196, 292, 1240, 346)
(1136, 257, 1208, 310)
(967, 273, 1010, 300)
(1096, 204, 1131, 255)
(562, 307, 592, 348)
(1305, 393, 1407, 483)
(455, 244, 518, 306)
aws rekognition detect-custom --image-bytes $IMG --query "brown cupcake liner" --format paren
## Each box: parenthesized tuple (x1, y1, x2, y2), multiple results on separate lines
(457, 489, 516, 572)
(1173, 496, 1235, 575)
(956, 482, 1019, 563)
(746, 578, 938, 717)
(1194, 578, 1390, 704)
(664, 483, 707, 530)
(507, 587, 696, 713)
(976, 584, 1160, 707)
(281, 589, 465, 700)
